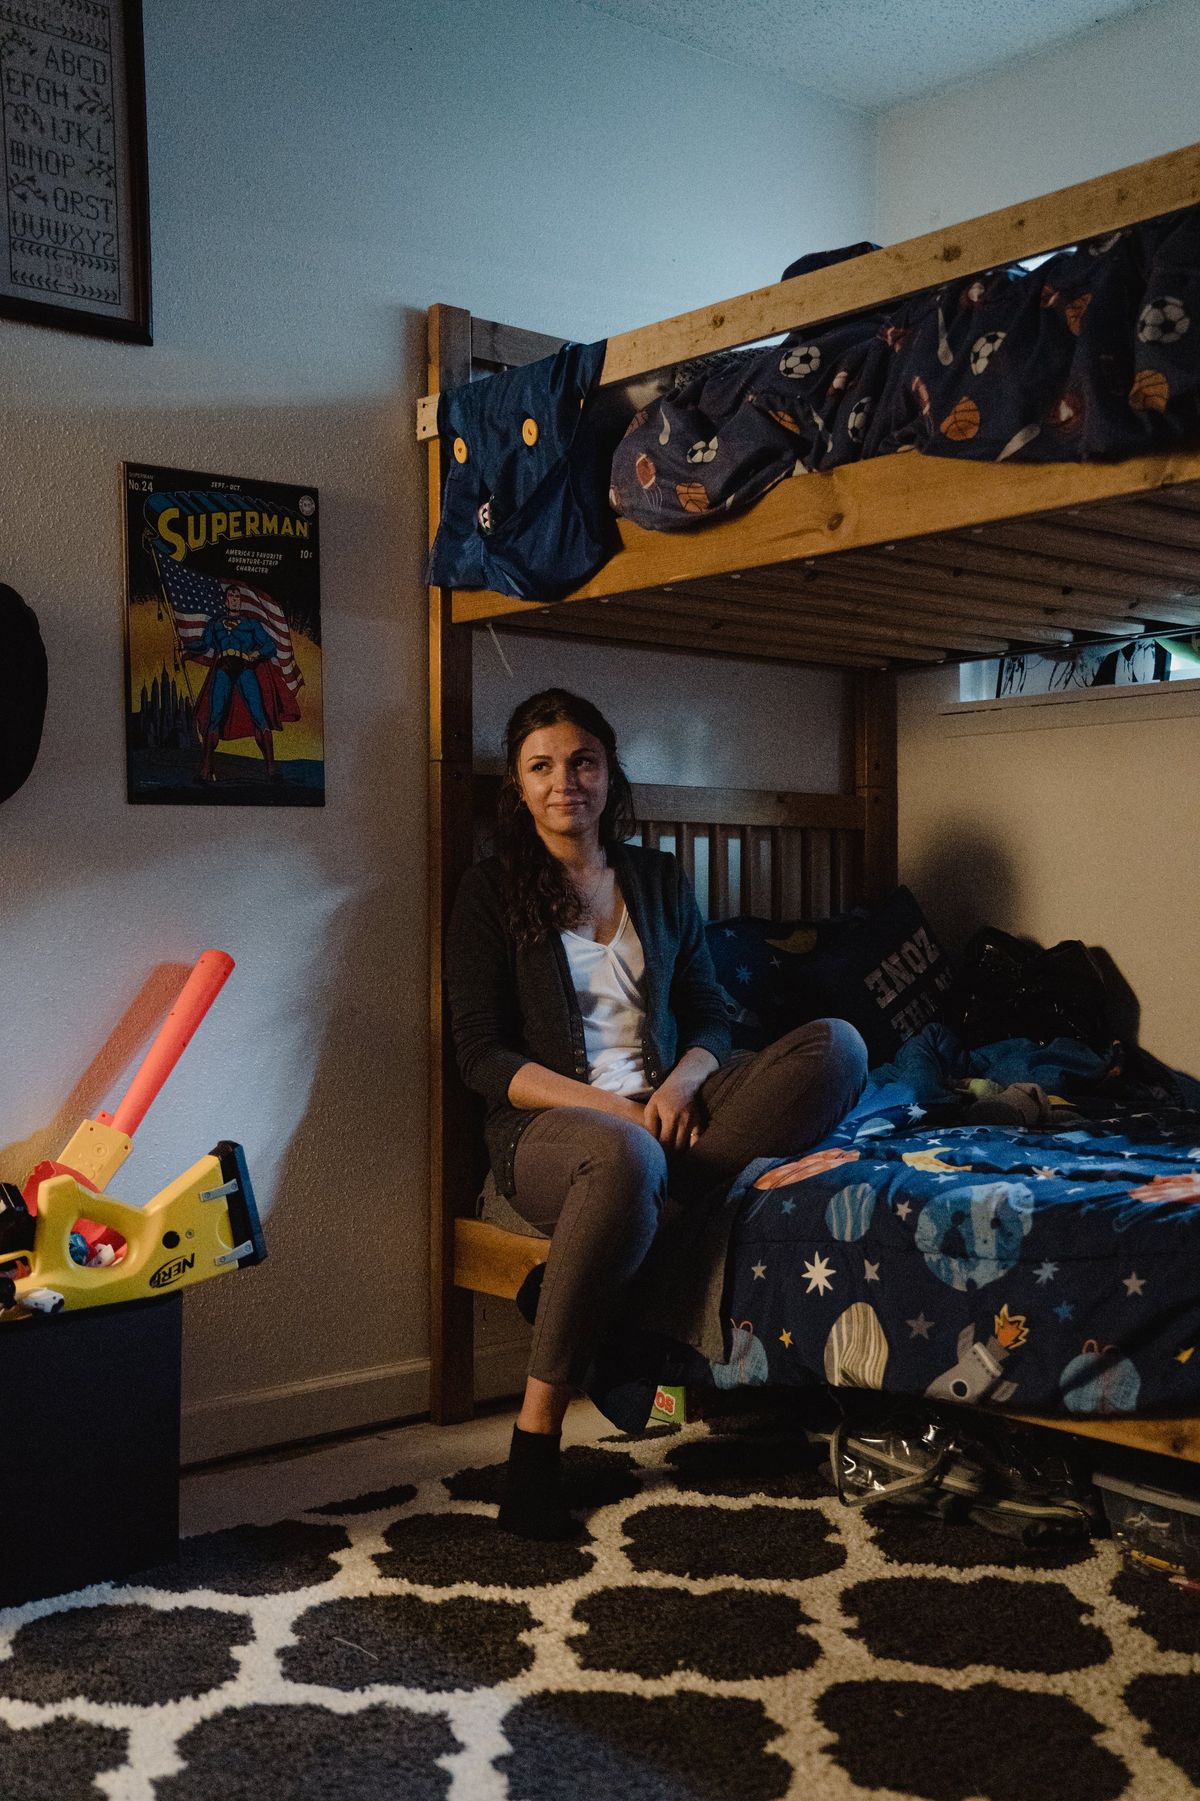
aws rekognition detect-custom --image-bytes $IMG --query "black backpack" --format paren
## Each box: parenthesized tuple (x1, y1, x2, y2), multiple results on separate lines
(946, 927, 1114, 1052)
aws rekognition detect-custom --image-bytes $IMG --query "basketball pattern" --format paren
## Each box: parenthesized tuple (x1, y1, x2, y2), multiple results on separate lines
(1129, 369, 1171, 412)
(940, 397, 981, 441)
(675, 482, 709, 513)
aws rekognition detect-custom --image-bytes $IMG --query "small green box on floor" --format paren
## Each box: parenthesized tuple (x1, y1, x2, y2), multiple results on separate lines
(0, 1294, 181, 1606)
(649, 1384, 686, 1426)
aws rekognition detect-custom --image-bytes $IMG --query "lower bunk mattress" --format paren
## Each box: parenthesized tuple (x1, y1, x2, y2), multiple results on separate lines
(709, 1101, 1200, 1419)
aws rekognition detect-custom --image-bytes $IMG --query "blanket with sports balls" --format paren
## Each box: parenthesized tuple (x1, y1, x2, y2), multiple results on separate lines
(613, 206, 1200, 531)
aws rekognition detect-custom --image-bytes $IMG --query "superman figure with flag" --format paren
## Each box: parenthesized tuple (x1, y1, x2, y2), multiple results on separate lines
(190, 582, 300, 783)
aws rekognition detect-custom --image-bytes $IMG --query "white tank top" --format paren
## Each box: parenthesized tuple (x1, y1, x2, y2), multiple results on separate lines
(560, 906, 651, 1099)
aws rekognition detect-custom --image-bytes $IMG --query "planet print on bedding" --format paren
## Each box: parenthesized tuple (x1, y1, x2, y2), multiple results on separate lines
(914, 1182, 1036, 1291)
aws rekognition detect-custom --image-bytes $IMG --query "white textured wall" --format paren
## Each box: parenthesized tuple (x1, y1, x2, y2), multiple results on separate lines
(0, 0, 872, 1457)
(879, 0, 1200, 1073)
(475, 633, 849, 791)
(878, 0, 1200, 239)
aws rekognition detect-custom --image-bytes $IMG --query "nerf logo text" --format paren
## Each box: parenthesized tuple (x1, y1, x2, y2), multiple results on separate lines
(150, 1253, 196, 1289)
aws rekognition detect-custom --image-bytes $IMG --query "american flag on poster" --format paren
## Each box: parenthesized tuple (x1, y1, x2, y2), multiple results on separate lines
(157, 561, 304, 696)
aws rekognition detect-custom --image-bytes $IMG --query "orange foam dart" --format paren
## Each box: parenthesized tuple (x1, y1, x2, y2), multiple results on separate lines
(28, 951, 236, 1209)
(101, 950, 235, 1140)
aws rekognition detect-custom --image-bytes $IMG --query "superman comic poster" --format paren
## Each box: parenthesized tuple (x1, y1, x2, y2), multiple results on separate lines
(123, 465, 323, 805)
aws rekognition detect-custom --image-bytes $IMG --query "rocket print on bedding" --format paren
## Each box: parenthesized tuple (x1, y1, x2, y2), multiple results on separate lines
(719, 1101, 1200, 1419)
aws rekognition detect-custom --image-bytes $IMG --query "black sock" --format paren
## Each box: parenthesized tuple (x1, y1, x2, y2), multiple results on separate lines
(497, 1425, 584, 1541)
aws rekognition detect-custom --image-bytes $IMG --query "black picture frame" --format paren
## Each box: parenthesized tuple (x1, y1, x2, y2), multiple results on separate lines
(0, 0, 152, 344)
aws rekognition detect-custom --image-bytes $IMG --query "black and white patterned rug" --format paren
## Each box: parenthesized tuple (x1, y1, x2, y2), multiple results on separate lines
(1, 1416, 1198, 1800)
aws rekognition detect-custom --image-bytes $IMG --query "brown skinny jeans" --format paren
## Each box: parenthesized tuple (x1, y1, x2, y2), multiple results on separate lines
(509, 1018, 867, 1385)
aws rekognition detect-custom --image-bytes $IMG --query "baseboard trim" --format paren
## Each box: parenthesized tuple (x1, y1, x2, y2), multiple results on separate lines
(181, 1339, 530, 1465)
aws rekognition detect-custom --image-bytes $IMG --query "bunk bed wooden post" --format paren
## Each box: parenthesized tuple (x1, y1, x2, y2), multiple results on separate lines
(854, 671, 898, 904)
(427, 303, 478, 1425)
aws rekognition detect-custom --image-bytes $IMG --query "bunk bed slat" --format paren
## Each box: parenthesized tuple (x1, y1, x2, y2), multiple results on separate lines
(711, 824, 730, 918)
(739, 825, 753, 915)
(677, 821, 696, 885)
(770, 828, 784, 921)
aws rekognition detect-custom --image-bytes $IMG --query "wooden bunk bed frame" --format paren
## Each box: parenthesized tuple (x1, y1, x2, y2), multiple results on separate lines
(424, 141, 1200, 1464)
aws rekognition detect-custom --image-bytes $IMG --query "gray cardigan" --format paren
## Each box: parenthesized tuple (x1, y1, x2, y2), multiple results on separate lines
(445, 842, 732, 1196)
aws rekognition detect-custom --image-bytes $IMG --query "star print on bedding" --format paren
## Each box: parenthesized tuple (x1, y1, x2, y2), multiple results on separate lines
(717, 1050, 1200, 1420)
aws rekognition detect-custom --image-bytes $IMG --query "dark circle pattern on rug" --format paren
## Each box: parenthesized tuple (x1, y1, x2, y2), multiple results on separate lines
(568, 1584, 821, 1678)
(154, 1703, 459, 1801)
(0, 1604, 254, 1706)
(138, 1520, 351, 1594)
(443, 1444, 643, 1509)
(375, 1510, 594, 1587)
(497, 1691, 792, 1801)
(1111, 1568, 1200, 1654)
(310, 1482, 418, 1516)
(842, 1574, 1112, 1672)
(282, 1593, 536, 1690)
(0, 1719, 129, 1801)
(816, 1678, 1130, 1801)
(623, 1500, 846, 1580)
(1123, 1672, 1200, 1787)
(867, 1507, 1096, 1570)
(664, 1432, 827, 1498)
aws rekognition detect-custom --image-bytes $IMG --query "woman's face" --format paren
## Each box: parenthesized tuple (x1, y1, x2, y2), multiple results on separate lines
(516, 721, 610, 847)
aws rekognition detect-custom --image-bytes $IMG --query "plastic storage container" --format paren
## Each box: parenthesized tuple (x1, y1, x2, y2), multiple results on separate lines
(1094, 1471, 1200, 1582)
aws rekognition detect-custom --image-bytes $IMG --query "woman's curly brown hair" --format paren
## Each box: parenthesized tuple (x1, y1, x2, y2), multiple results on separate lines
(496, 689, 635, 946)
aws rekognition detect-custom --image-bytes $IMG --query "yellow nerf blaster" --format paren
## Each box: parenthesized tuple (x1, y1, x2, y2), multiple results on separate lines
(0, 951, 266, 1316)
(11, 1140, 265, 1314)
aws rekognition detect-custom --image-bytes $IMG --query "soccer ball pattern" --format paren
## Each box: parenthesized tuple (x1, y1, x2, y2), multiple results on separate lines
(1137, 297, 1190, 344)
(969, 332, 1006, 376)
(609, 207, 1192, 531)
(846, 397, 871, 442)
(780, 344, 821, 379)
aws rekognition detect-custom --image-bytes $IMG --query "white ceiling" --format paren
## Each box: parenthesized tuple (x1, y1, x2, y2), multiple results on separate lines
(580, 0, 1159, 110)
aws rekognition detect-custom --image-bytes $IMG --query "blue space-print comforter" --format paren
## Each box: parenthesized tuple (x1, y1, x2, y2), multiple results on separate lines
(710, 1042, 1200, 1420)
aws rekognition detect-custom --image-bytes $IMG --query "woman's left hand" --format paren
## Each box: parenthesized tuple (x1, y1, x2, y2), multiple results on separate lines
(644, 1053, 714, 1153)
